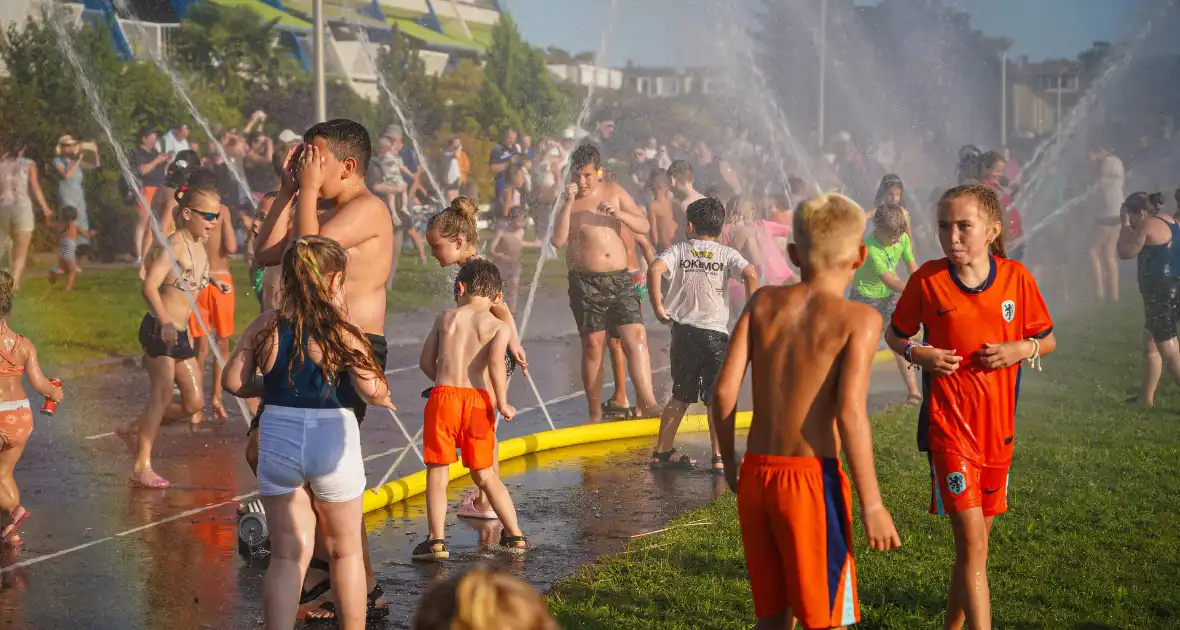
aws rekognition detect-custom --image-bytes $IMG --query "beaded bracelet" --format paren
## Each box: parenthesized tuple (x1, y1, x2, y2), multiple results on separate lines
(903, 340, 930, 369)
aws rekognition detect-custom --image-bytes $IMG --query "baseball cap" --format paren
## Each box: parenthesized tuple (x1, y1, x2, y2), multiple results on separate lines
(278, 129, 301, 144)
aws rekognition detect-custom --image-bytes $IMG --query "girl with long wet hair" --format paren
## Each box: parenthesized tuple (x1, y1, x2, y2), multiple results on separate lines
(0, 270, 62, 545)
(1115, 192, 1180, 407)
(224, 235, 393, 630)
(116, 169, 231, 489)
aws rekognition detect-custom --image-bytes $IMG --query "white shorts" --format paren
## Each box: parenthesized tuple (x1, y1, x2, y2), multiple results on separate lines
(0, 201, 34, 234)
(257, 405, 366, 503)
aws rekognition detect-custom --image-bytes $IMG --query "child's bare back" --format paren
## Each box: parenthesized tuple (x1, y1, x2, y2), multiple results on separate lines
(743, 271, 882, 461)
(430, 306, 510, 395)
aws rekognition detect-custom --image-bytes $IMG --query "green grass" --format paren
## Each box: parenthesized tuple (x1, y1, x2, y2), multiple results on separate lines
(13, 247, 567, 369)
(547, 304, 1180, 629)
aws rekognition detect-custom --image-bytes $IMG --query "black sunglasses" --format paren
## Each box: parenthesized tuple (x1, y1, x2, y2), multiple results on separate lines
(187, 208, 221, 222)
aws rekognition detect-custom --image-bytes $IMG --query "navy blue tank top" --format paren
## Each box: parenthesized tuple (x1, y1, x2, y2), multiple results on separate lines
(1137, 217, 1180, 291)
(262, 318, 357, 409)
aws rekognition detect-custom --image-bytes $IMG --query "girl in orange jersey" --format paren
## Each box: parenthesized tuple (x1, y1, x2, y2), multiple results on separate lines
(0, 270, 63, 544)
(885, 184, 1057, 630)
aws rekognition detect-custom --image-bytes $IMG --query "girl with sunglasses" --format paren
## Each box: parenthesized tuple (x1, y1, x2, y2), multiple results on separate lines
(117, 168, 231, 488)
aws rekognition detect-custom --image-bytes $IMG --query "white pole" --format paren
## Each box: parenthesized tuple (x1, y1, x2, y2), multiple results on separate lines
(817, 0, 827, 148)
(1056, 75, 1062, 133)
(1000, 50, 1007, 147)
(313, 0, 327, 122)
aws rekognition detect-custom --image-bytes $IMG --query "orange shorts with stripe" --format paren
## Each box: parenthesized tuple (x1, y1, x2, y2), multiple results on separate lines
(0, 403, 33, 450)
(189, 272, 235, 339)
(737, 455, 860, 628)
(928, 450, 1010, 517)
(423, 386, 496, 471)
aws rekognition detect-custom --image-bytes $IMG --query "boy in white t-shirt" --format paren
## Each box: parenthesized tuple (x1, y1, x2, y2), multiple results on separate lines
(648, 197, 759, 473)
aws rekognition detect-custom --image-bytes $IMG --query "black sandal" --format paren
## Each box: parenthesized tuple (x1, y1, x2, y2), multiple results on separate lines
(299, 558, 332, 605)
(602, 402, 637, 418)
(306, 584, 390, 623)
(412, 538, 449, 561)
(499, 531, 528, 555)
(711, 455, 725, 475)
(651, 448, 696, 470)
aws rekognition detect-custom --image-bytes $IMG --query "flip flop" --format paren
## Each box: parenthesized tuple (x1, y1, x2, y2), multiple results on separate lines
(129, 468, 171, 489)
(457, 495, 498, 520)
(2, 506, 28, 541)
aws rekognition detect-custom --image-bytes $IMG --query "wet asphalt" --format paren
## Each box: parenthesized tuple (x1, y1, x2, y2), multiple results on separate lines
(0, 323, 910, 629)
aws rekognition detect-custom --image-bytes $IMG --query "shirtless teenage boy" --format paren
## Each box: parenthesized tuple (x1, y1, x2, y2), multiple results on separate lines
(252, 119, 393, 621)
(712, 193, 900, 629)
(647, 169, 679, 251)
(668, 160, 704, 245)
(551, 144, 660, 421)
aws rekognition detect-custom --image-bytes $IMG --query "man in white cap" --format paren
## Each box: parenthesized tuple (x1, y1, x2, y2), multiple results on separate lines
(158, 123, 194, 159)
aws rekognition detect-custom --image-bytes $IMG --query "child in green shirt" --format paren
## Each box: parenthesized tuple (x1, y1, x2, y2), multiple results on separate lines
(852, 203, 921, 404)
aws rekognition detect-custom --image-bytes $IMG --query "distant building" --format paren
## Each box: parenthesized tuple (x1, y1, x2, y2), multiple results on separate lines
(621, 65, 729, 98)
(547, 63, 623, 91)
(1009, 57, 1086, 138)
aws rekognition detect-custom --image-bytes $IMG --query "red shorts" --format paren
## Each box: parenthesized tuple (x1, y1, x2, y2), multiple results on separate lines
(737, 455, 860, 628)
(189, 272, 235, 338)
(138, 186, 158, 217)
(423, 386, 496, 471)
(928, 450, 1010, 517)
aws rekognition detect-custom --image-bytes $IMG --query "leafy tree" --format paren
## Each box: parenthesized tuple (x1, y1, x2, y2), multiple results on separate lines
(478, 13, 571, 138)
(373, 27, 443, 137)
(170, 3, 295, 107)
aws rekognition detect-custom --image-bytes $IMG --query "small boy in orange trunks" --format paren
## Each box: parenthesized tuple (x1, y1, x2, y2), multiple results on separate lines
(415, 259, 527, 561)
(712, 193, 901, 630)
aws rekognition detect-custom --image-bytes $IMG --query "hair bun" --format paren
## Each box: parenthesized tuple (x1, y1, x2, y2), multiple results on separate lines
(1149, 192, 1165, 207)
(450, 197, 477, 220)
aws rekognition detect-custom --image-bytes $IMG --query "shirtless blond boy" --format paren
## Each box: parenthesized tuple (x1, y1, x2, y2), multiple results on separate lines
(415, 259, 526, 560)
(249, 119, 393, 622)
(712, 193, 901, 630)
(551, 144, 660, 421)
(647, 169, 679, 251)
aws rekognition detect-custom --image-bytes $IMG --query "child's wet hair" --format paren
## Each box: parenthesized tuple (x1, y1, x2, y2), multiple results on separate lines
(723, 195, 756, 225)
(426, 197, 481, 247)
(60, 205, 78, 223)
(455, 259, 502, 301)
(1124, 191, 1165, 215)
(647, 169, 670, 191)
(412, 564, 558, 630)
(265, 235, 385, 390)
(687, 197, 726, 236)
(571, 144, 601, 173)
(174, 168, 221, 223)
(873, 203, 907, 238)
(0, 270, 13, 319)
(873, 174, 904, 208)
(164, 149, 200, 189)
(303, 119, 372, 171)
(938, 184, 1007, 258)
(792, 193, 866, 270)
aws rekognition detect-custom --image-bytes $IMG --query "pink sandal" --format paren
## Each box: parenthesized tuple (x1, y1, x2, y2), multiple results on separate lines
(129, 468, 171, 489)
(457, 494, 498, 520)
(2, 506, 28, 541)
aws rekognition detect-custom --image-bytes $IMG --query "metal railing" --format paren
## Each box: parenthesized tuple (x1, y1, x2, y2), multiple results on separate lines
(117, 18, 179, 61)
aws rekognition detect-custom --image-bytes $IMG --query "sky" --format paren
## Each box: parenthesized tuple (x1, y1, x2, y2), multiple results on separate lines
(507, 0, 1178, 67)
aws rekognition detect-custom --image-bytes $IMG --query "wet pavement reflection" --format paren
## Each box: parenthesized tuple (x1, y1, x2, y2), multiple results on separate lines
(0, 329, 906, 629)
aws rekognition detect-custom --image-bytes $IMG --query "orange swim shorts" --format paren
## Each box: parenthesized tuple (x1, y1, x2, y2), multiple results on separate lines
(0, 402, 33, 450)
(423, 386, 496, 471)
(737, 454, 859, 628)
(189, 272, 235, 339)
(928, 450, 1010, 517)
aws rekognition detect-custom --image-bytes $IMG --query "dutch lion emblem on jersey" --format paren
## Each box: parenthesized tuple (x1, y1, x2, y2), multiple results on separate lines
(947, 472, 967, 496)
(1001, 300, 1015, 323)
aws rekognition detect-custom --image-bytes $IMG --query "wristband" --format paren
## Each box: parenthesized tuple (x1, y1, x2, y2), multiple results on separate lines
(903, 340, 929, 367)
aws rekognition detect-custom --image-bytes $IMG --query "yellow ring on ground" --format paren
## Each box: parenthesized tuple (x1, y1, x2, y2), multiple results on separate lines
(361, 348, 895, 514)
(362, 411, 753, 514)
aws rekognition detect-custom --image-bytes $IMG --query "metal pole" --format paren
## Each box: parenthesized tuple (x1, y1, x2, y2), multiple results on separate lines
(817, 0, 827, 148)
(313, 0, 327, 122)
(1000, 50, 1007, 147)
(1055, 76, 1062, 133)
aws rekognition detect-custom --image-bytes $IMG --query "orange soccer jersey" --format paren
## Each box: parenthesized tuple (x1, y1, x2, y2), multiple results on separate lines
(891, 256, 1053, 467)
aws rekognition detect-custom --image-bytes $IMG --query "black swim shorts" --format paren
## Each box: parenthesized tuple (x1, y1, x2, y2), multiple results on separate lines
(249, 332, 389, 434)
(138, 313, 196, 361)
(670, 323, 729, 405)
(1142, 279, 1180, 343)
(568, 269, 644, 335)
